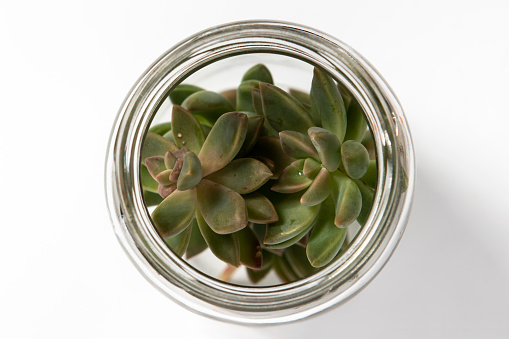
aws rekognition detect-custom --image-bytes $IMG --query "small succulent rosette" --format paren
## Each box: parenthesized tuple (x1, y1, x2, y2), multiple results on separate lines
(141, 64, 377, 284)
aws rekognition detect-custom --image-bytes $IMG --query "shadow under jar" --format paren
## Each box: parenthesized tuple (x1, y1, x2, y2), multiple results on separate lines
(105, 20, 415, 324)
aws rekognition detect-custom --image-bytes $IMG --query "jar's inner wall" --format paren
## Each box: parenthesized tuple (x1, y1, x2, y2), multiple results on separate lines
(144, 53, 371, 286)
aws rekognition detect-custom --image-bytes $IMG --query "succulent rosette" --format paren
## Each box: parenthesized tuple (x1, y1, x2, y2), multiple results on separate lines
(141, 64, 377, 283)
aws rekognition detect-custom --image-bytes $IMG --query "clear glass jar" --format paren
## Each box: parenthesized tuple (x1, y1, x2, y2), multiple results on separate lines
(105, 20, 415, 324)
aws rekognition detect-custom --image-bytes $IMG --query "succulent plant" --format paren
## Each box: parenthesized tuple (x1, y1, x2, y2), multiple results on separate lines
(141, 63, 377, 284)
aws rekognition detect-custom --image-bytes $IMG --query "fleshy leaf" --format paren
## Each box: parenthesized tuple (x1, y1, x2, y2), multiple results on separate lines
(141, 164, 159, 193)
(162, 130, 175, 142)
(143, 189, 163, 206)
(237, 226, 263, 269)
(142, 132, 178, 165)
(271, 164, 313, 194)
(247, 250, 275, 283)
(355, 179, 375, 226)
(149, 122, 172, 136)
(306, 196, 347, 267)
(300, 168, 331, 206)
(341, 140, 370, 179)
(250, 136, 294, 178)
(241, 64, 273, 84)
(198, 112, 248, 176)
(237, 115, 264, 157)
(360, 159, 377, 188)
(338, 82, 352, 109)
(151, 188, 196, 238)
(311, 67, 347, 142)
(289, 88, 311, 106)
(169, 84, 204, 105)
(196, 179, 247, 234)
(308, 127, 341, 172)
(196, 209, 240, 267)
(344, 99, 367, 142)
(145, 156, 167, 179)
(164, 224, 192, 257)
(169, 158, 183, 182)
(164, 151, 177, 169)
(263, 222, 313, 250)
(158, 183, 177, 199)
(264, 194, 319, 245)
(177, 152, 202, 191)
(220, 88, 237, 107)
(185, 219, 208, 259)
(331, 171, 362, 227)
(237, 80, 260, 112)
(155, 169, 173, 186)
(244, 192, 279, 224)
(302, 158, 322, 179)
(259, 83, 314, 134)
(182, 91, 234, 126)
(274, 255, 299, 283)
(284, 245, 319, 277)
(279, 131, 319, 160)
(171, 105, 205, 154)
(205, 158, 272, 194)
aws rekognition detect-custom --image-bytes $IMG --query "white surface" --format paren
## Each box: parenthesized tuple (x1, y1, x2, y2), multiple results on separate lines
(1, 1, 508, 338)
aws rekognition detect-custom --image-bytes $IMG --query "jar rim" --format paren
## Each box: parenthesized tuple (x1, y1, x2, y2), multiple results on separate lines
(105, 20, 415, 324)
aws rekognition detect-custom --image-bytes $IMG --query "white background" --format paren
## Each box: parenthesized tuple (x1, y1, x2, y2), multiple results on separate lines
(1, 1, 508, 338)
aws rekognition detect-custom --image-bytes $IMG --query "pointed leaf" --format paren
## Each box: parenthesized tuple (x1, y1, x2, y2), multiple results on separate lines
(264, 194, 319, 245)
(244, 192, 278, 224)
(331, 171, 362, 227)
(247, 250, 275, 283)
(164, 151, 177, 169)
(308, 127, 341, 171)
(171, 105, 205, 154)
(182, 91, 234, 126)
(361, 160, 377, 188)
(237, 115, 264, 157)
(158, 183, 177, 199)
(300, 168, 331, 206)
(198, 112, 248, 176)
(279, 131, 319, 160)
(263, 222, 313, 250)
(306, 196, 347, 267)
(155, 169, 173, 186)
(220, 88, 237, 107)
(196, 209, 240, 267)
(289, 88, 311, 106)
(250, 136, 294, 178)
(274, 255, 299, 283)
(145, 156, 167, 179)
(354, 179, 375, 226)
(303, 158, 322, 179)
(271, 163, 312, 194)
(169, 84, 204, 105)
(142, 132, 178, 164)
(149, 122, 172, 136)
(205, 158, 272, 194)
(341, 140, 370, 179)
(177, 152, 202, 191)
(143, 189, 163, 206)
(259, 83, 314, 134)
(169, 158, 183, 182)
(311, 67, 347, 142)
(284, 245, 319, 277)
(344, 99, 367, 142)
(164, 224, 192, 257)
(151, 188, 196, 238)
(237, 226, 263, 269)
(237, 80, 260, 112)
(185, 219, 208, 259)
(241, 64, 273, 84)
(196, 179, 247, 234)
(338, 82, 352, 110)
(141, 164, 159, 193)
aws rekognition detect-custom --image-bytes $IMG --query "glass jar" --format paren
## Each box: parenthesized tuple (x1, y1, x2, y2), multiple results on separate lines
(105, 20, 415, 324)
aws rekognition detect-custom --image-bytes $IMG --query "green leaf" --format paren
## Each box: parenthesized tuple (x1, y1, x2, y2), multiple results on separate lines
(177, 152, 202, 191)
(300, 168, 331, 206)
(302, 158, 322, 179)
(155, 169, 173, 186)
(264, 194, 319, 245)
(171, 105, 205, 154)
(205, 158, 272, 194)
(308, 127, 341, 172)
(196, 209, 240, 267)
(331, 171, 362, 227)
(143, 189, 163, 206)
(164, 224, 192, 257)
(289, 88, 311, 106)
(236, 80, 260, 112)
(149, 122, 172, 136)
(284, 245, 319, 277)
(344, 99, 367, 142)
(244, 192, 279, 224)
(259, 83, 314, 134)
(151, 188, 196, 238)
(247, 250, 275, 283)
(141, 164, 159, 193)
(279, 131, 319, 160)
(237, 115, 264, 157)
(338, 82, 352, 110)
(196, 179, 247, 234)
(142, 132, 179, 165)
(182, 90, 234, 126)
(241, 64, 274, 84)
(185, 219, 208, 259)
(162, 129, 175, 142)
(169, 84, 205, 105)
(158, 183, 177, 199)
(250, 136, 294, 179)
(263, 222, 313, 250)
(341, 140, 370, 179)
(306, 196, 347, 267)
(271, 163, 313, 194)
(274, 255, 298, 283)
(237, 226, 263, 269)
(311, 67, 347, 142)
(220, 88, 237, 108)
(145, 156, 167, 179)
(360, 159, 377, 188)
(354, 179, 375, 226)
(164, 151, 177, 169)
(198, 112, 248, 177)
